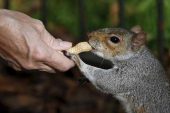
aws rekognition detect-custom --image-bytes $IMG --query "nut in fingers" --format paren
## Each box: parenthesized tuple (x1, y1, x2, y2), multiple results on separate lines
(67, 42, 92, 54)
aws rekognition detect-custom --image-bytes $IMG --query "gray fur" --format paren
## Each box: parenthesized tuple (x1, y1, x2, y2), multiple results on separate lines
(72, 46, 170, 113)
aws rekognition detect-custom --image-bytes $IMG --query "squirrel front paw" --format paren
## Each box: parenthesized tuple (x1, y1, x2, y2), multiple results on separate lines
(70, 54, 81, 67)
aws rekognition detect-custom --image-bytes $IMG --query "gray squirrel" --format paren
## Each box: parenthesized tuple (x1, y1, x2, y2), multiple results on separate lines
(70, 26, 170, 113)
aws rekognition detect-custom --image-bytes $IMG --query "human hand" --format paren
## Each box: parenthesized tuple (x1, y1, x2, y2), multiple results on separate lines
(0, 9, 75, 72)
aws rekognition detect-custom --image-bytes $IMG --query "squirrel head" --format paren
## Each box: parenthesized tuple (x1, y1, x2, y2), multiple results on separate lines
(88, 26, 146, 60)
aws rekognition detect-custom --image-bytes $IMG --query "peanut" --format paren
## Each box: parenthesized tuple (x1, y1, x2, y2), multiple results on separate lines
(67, 42, 92, 54)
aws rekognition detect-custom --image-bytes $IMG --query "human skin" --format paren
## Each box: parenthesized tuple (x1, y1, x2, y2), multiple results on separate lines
(0, 9, 75, 72)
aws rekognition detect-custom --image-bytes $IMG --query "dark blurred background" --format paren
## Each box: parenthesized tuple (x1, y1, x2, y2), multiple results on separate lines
(0, 0, 169, 113)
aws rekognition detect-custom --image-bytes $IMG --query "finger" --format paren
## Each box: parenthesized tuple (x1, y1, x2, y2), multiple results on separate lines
(37, 63, 56, 73)
(57, 41, 73, 50)
(44, 50, 75, 72)
(42, 29, 72, 51)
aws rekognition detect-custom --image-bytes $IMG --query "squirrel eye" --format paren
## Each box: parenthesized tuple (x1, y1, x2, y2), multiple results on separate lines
(110, 36, 120, 43)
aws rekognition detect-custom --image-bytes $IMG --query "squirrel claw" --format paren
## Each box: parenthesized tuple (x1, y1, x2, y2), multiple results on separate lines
(70, 54, 81, 67)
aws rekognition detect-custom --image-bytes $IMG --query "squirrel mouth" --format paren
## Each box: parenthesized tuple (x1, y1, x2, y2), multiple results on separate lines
(79, 51, 113, 69)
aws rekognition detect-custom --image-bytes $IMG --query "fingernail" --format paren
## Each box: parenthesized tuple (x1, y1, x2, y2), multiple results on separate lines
(59, 41, 72, 48)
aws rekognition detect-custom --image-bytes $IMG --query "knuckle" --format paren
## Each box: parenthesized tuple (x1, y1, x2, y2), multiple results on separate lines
(23, 63, 35, 70)
(39, 67, 55, 73)
(60, 65, 71, 72)
(20, 60, 37, 70)
(0, 16, 16, 27)
(32, 48, 46, 61)
(34, 19, 44, 31)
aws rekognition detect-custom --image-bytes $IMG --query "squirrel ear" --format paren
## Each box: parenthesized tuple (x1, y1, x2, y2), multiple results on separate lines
(131, 25, 142, 33)
(132, 32, 146, 51)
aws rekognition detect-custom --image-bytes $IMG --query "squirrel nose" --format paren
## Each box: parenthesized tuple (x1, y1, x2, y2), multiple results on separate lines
(89, 39, 99, 48)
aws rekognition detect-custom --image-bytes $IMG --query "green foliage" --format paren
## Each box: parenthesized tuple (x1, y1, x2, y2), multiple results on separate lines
(119, 0, 169, 49)
(124, 0, 157, 49)
(47, 0, 79, 36)
(0, 0, 169, 49)
(85, 0, 112, 31)
(46, 0, 170, 49)
(164, 0, 170, 48)
(47, 0, 113, 37)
